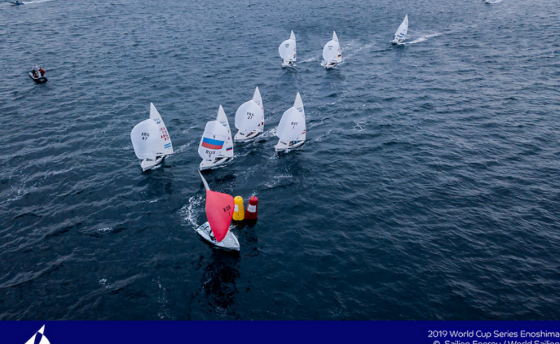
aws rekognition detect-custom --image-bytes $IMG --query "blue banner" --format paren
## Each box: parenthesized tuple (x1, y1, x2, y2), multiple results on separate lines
(4, 321, 560, 344)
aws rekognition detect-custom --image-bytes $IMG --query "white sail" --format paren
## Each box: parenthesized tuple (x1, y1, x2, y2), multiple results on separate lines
(25, 334, 36, 344)
(216, 105, 234, 158)
(279, 31, 296, 62)
(235, 92, 264, 135)
(293, 92, 306, 141)
(323, 31, 342, 64)
(131, 119, 160, 160)
(277, 95, 306, 143)
(25, 326, 50, 344)
(198, 121, 229, 161)
(394, 15, 408, 41)
(149, 103, 173, 155)
(252, 86, 263, 112)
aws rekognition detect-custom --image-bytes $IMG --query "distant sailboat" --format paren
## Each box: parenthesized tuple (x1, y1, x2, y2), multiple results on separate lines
(25, 325, 50, 344)
(130, 103, 174, 171)
(195, 171, 240, 251)
(199, 105, 234, 170)
(391, 15, 408, 45)
(279, 31, 297, 67)
(321, 31, 342, 69)
(234, 87, 264, 142)
(275, 92, 306, 152)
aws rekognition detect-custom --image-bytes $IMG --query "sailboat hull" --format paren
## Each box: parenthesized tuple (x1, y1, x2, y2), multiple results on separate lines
(195, 222, 240, 251)
(275, 140, 305, 153)
(29, 72, 47, 83)
(141, 156, 165, 171)
(199, 156, 233, 171)
(282, 60, 295, 68)
(234, 130, 261, 142)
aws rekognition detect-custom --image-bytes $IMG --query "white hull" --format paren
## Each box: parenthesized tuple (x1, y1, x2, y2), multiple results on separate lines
(199, 156, 233, 171)
(234, 130, 261, 142)
(141, 155, 165, 171)
(275, 140, 305, 153)
(321, 61, 337, 69)
(281, 60, 295, 68)
(391, 39, 404, 45)
(195, 222, 240, 251)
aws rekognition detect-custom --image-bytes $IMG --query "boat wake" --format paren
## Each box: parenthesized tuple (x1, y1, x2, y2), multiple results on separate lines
(179, 194, 203, 228)
(300, 56, 319, 63)
(405, 33, 442, 45)
(22, 0, 56, 4)
(343, 42, 375, 59)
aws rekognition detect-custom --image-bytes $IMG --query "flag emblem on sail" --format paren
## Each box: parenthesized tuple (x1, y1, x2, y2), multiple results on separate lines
(25, 325, 51, 344)
(201, 137, 225, 150)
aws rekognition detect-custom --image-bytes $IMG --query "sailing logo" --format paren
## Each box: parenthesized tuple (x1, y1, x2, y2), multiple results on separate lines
(25, 325, 50, 344)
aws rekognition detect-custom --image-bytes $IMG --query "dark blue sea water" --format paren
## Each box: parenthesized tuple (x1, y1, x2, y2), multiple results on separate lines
(1, 0, 559, 320)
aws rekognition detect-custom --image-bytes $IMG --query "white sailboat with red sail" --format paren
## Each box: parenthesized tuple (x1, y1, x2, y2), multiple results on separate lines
(195, 171, 240, 251)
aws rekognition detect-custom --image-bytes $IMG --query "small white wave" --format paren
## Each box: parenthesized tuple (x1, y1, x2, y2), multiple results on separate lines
(343, 42, 375, 59)
(483, 0, 503, 3)
(300, 57, 319, 63)
(97, 227, 113, 233)
(179, 194, 203, 228)
(24, 0, 57, 4)
(405, 33, 442, 45)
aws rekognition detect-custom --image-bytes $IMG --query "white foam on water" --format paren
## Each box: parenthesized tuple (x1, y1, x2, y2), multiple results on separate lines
(405, 32, 442, 45)
(343, 42, 375, 60)
(179, 194, 203, 228)
(300, 56, 319, 63)
(483, 0, 503, 3)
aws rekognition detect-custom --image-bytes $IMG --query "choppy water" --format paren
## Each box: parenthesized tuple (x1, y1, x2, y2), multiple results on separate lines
(1, 0, 559, 320)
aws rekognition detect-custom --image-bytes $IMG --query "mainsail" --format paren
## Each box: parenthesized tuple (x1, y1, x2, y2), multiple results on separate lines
(216, 105, 234, 158)
(149, 103, 174, 156)
(395, 15, 408, 40)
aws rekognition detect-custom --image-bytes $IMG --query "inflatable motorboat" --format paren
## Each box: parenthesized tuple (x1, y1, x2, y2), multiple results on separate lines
(29, 71, 47, 84)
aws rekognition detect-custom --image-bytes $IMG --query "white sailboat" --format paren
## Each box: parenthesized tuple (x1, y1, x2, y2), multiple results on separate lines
(195, 171, 240, 251)
(321, 31, 342, 69)
(391, 15, 408, 45)
(130, 103, 174, 171)
(275, 92, 306, 152)
(234, 87, 264, 142)
(25, 325, 50, 344)
(279, 30, 297, 67)
(199, 105, 234, 170)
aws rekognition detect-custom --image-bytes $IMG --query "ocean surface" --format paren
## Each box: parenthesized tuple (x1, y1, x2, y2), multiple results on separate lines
(1, 0, 559, 320)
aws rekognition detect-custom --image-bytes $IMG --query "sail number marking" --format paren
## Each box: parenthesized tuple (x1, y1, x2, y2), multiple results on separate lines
(246, 112, 254, 120)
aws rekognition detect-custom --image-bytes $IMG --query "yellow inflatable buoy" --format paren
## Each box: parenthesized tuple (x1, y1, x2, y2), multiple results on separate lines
(233, 196, 245, 221)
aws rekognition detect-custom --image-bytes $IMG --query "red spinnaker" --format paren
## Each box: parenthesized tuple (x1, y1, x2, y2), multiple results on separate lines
(205, 189, 234, 242)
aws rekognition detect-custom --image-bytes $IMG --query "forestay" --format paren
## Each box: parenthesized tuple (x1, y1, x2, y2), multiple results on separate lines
(131, 119, 160, 160)
(198, 121, 229, 160)
(149, 103, 173, 156)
